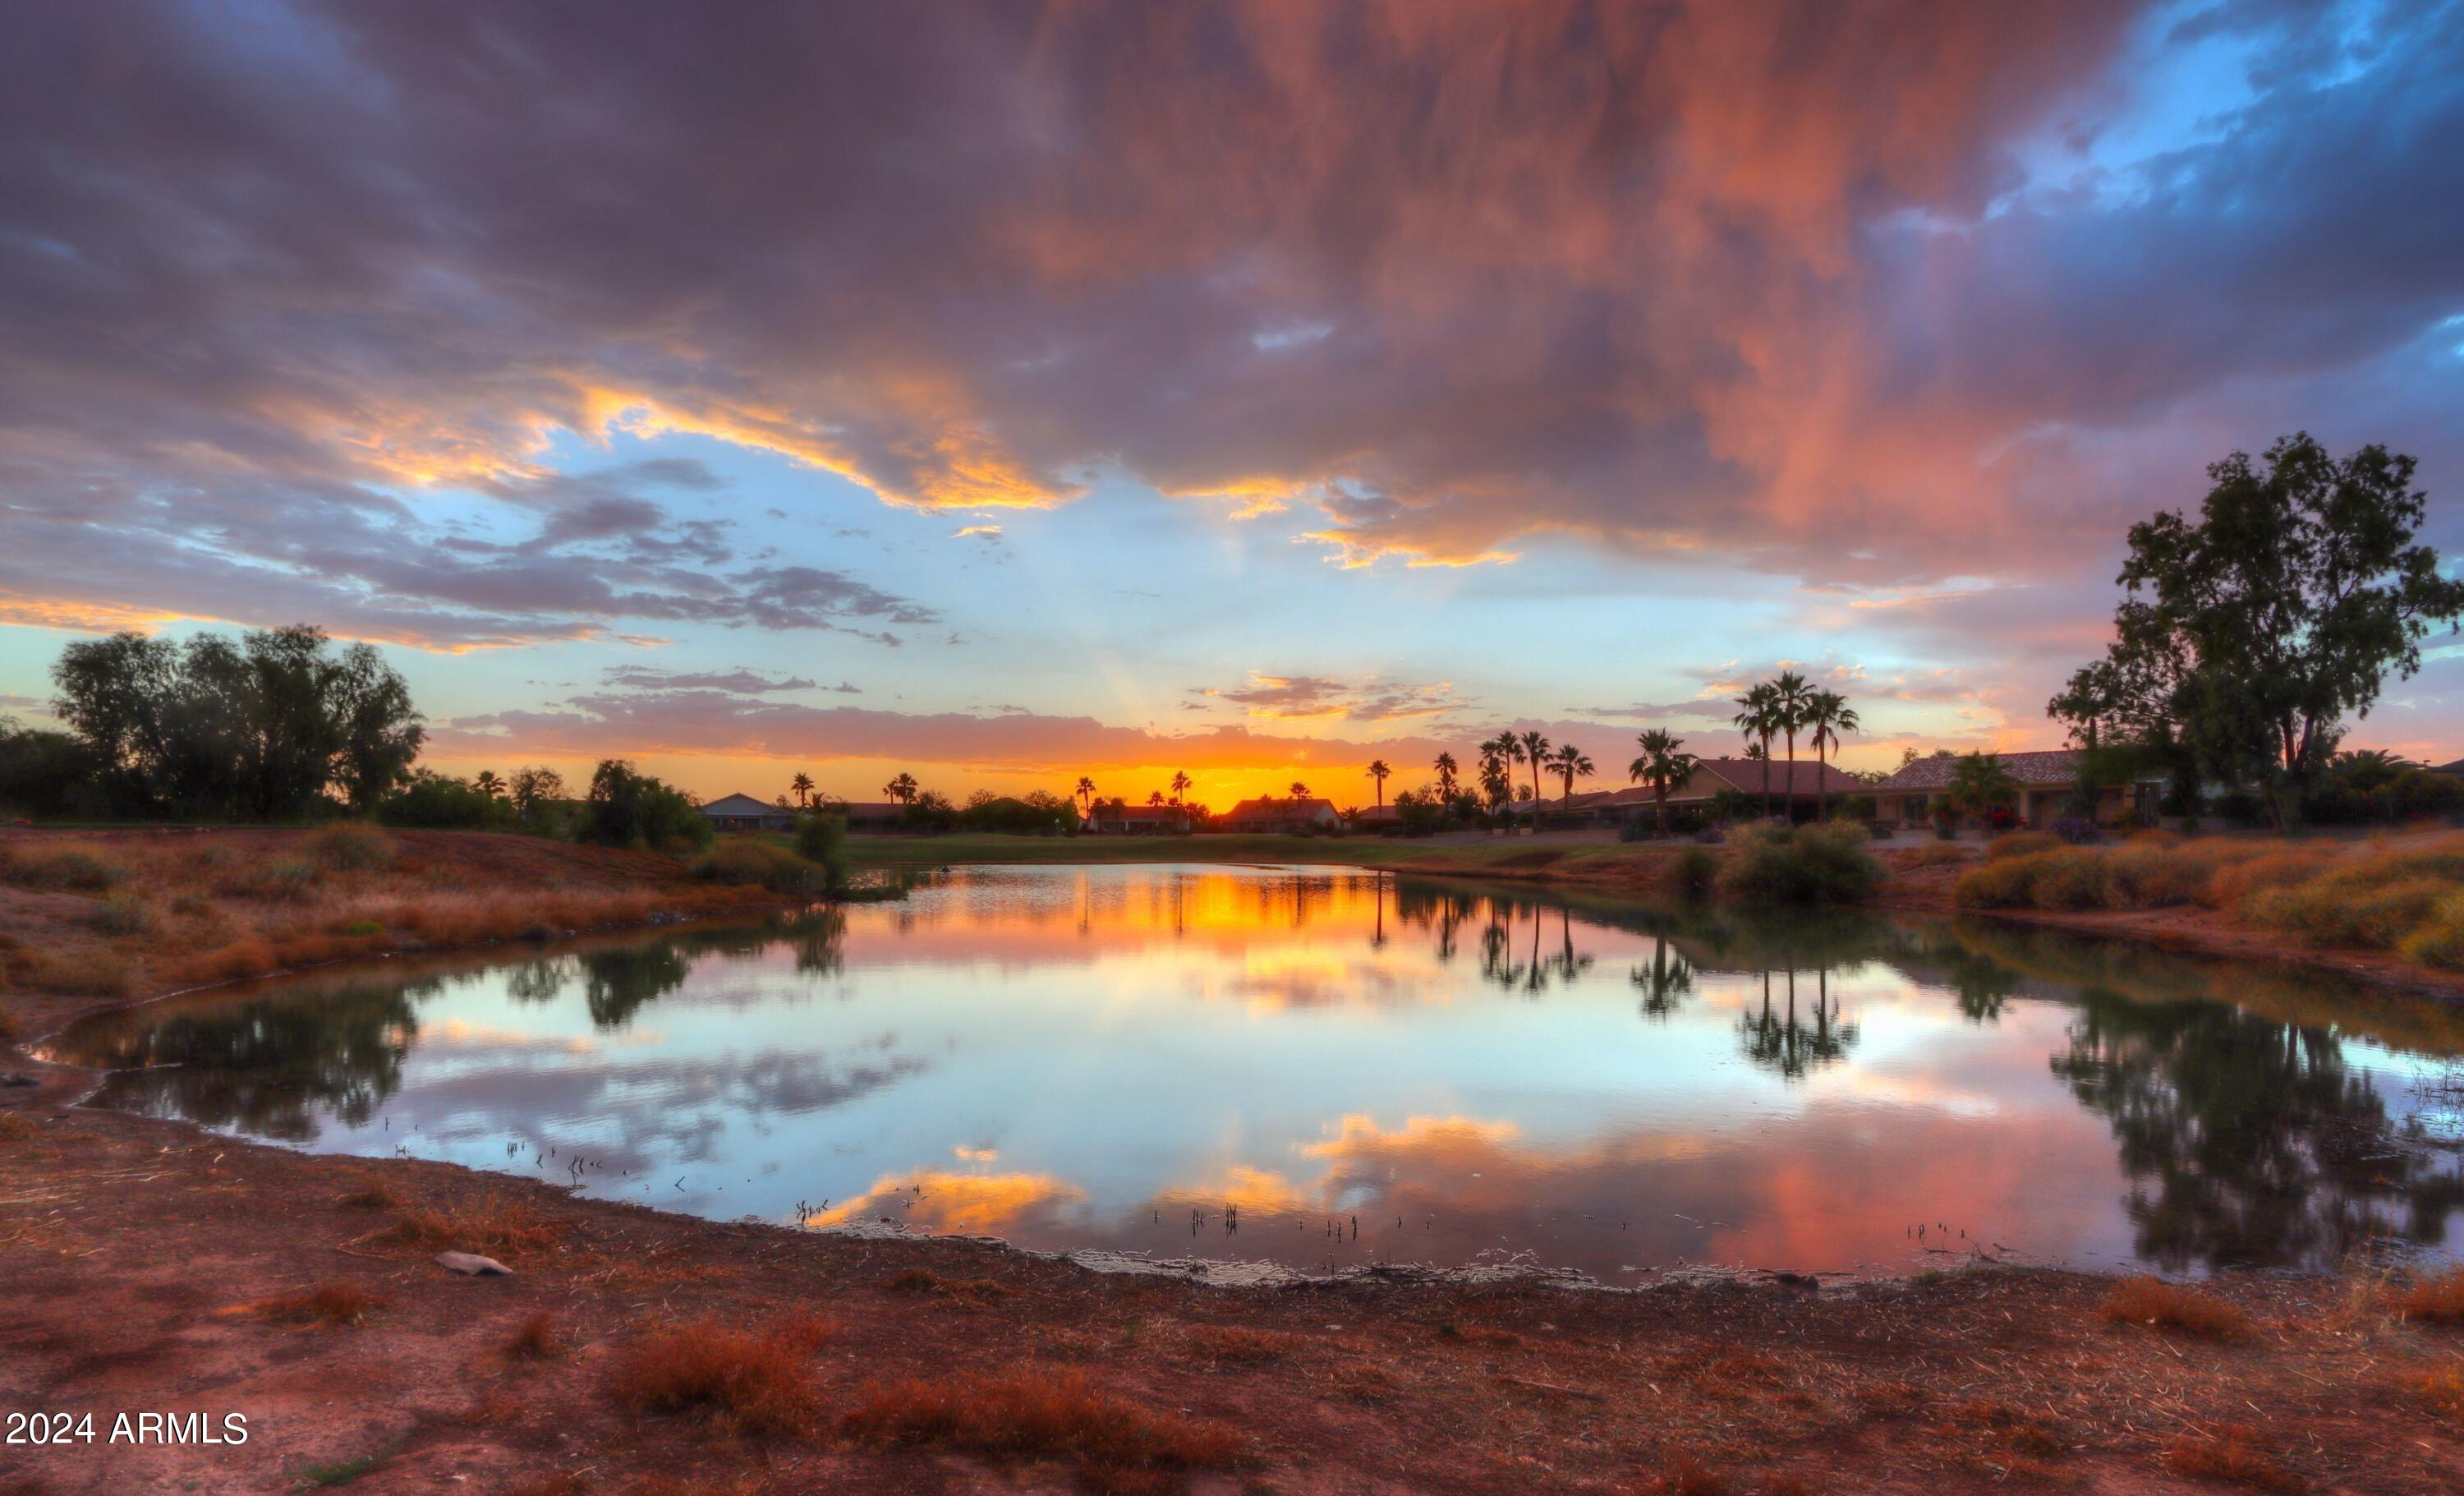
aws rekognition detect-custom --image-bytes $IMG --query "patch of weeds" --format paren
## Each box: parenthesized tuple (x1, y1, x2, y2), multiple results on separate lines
(883, 1266, 1016, 1304)
(1179, 1324, 1293, 1364)
(293, 1438, 400, 1489)
(841, 1366, 1246, 1484)
(335, 1182, 399, 1209)
(607, 1313, 835, 1436)
(2409, 1361, 2464, 1420)
(2393, 1268, 2464, 1325)
(1, 847, 126, 891)
(0, 1112, 39, 1146)
(310, 823, 395, 872)
(2099, 1277, 2250, 1337)
(2162, 1425, 2303, 1492)
(87, 892, 154, 936)
(382, 1194, 563, 1257)
(506, 1310, 567, 1361)
(1644, 1455, 1733, 1495)
(254, 1281, 381, 1328)
(13, 947, 134, 997)
(1434, 1320, 1522, 1348)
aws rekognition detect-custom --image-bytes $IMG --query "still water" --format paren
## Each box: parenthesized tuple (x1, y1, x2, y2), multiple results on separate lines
(51, 864, 2464, 1278)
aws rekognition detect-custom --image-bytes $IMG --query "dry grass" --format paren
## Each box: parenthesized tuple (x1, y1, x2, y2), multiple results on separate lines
(506, 1310, 568, 1361)
(607, 1313, 835, 1436)
(2393, 1268, 2464, 1325)
(2162, 1425, 2304, 1492)
(335, 1181, 400, 1209)
(1643, 1456, 1733, 1495)
(381, 1194, 564, 1258)
(841, 1365, 1246, 1484)
(1178, 1324, 1294, 1364)
(6, 946, 134, 997)
(309, 822, 396, 872)
(0, 1112, 39, 1145)
(882, 1265, 1015, 1303)
(252, 1280, 382, 1328)
(2409, 1362, 2464, 1421)
(1905, 842, 1975, 867)
(2099, 1277, 2251, 1337)
(1984, 831, 2062, 862)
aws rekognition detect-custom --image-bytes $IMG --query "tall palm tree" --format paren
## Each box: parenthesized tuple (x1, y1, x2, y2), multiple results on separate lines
(1074, 776, 1096, 814)
(1548, 742, 1593, 802)
(1477, 735, 1513, 811)
(1628, 729, 1701, 837)
(1432, 752, 1460, 802)
(1517, 730, 1551, 810)
(884, 772, 919, 805)
(472, 768, 504, 801)
(1169, 771, 1191, 805)
(1367, 758, 1391, 808)
(1804, 690, 1860, 822)
(788, 771, 815, 809)
(1770, 670, 1812, 822)
(1732, 684, 1780, 817)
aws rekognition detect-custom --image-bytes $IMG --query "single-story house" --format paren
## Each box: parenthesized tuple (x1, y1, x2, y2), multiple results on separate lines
(698, 792, 795, 832)
(1087, 803, 1196, 835)
(1221, 796, 1344, 834)
(817, 800, 908, 834)
(1871, 749, 2164, 829)
(1510, 758, 1865, 829)
(1351, 803, 1404, 829)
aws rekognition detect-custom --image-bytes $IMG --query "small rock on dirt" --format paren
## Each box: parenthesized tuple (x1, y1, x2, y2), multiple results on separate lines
(435, 1251, 513, 1277)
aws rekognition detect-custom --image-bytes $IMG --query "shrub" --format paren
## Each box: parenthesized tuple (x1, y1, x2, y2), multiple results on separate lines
(1951, 856, 2039, 909)
(2052, 816, 2103, 845)
(2106, 844, 2207, 908)
(1985, 831, 2059, 862)
(253, 1281, 382, 1328)
(2401, 897, 2464, 969)
(2246, 874, 2448, 949)
(1867, 821, 1893, 840)
(840, 1366, 1244, 1480)
(1715, 823, 1882, 904)
(219, 857, 319, 902)
(1955, 849, 2117, 910)
(14, 948, 133, 997)
(88, 891, 155, 936)
(793, 811, 848, 891)
(2031, 849, 2112, 910)
(579, 760, 713, 854)
(505, 1311, 567, 1360)
(2203, 849, 2335, 912)
(1669, 845, 1718, 899)
(690, 840, 832, 897)
(381, 1194, 563, 1258)
(608, 1314, 834, 1435)
(2098, 1277, 2249, 1337)
(310, 822, 395, 871)
(377, 771, 517, 830)
(1906, 842, 1973, 868)
(2393, 1268, 2464, 1324)
(1, 847, 126, 891)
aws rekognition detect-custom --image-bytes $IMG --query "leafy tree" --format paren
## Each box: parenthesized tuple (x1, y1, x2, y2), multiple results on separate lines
(1628, 729, 1701, 837)
(48, 624, 421, 818)
(0, 716, 98, 818)
(2052, 434, 2464, 824)
(579, 759, 712, 853)
(508, 765, 568, 830)
(793, 808, 848, 889)
(377, 769, 517, 829)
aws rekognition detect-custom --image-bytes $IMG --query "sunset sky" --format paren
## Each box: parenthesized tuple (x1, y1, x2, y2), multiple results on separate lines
(5, 0, 2463, 808)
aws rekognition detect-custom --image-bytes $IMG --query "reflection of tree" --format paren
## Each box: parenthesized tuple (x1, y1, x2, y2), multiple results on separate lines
(503, 959, 570, 1006)
(1738, 965, 1858, 1080)
(85, 978, 430, 1139)
(787, 909, 848, 978)
(2052, 992, 2464, 1271)
(579, 943, 693, 1029)
(1630, 937, 1694, 1020)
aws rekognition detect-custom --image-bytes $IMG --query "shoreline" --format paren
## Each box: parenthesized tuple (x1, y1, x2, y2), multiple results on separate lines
(9, 827, 2464, 1491)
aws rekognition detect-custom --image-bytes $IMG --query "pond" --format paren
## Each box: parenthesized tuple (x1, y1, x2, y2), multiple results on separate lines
(48, 863, 2464, 1280)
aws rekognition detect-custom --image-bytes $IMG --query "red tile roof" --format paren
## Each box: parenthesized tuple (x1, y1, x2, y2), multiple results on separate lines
(1692, 757, 1864, 796)
(1875, 749, 2088, 791)
(1225, 797, 1339, 819)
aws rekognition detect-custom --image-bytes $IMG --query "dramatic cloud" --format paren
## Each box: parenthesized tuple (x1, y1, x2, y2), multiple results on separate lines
(1191, 673, 1472, 722)
(5, 0, 2458, 653)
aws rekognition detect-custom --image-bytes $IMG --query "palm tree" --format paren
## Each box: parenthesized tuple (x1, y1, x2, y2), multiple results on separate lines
(884, 772, 920, 805)
(1477, 735, 1514, 812)
(1432, 752, 1460, 802)
(1517, 730, 1551, 812)
(788, 771, 815, 809)
(1289, 780, 1311, 800)
(1804, 690, 1860, 822)
(1548, 742, 1593, 802)
(1367, 758, 1391, 808)
(1628, 729, 1701, 837)
(1074, 776, 1096, 815)
(1732, 684, 1780, 818)
(1169, 771, 1191, 805)
(1946, 753, 2019, 829)
(472, 769, 504, 801)
(1147, 790, 1165, 808)
(1771, 670, 1812, 822)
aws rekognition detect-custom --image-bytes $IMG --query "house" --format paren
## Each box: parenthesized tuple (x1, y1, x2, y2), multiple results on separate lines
(1221, 796, 1343, 834)
(1871, 750, 2165, 829)
(816, 800, 908, 835)
(698, 792, 795, 832)
(1352, 803, 1404, 830)
(1510, 759, 1864, 829)
(1087, 803, 1195, 835)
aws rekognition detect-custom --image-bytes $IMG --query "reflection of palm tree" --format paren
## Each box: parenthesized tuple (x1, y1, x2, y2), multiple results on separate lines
(503, 960, 569, 1006)
(1738, 964, 1859, 1081)
(1630, 937, 1694, 1020)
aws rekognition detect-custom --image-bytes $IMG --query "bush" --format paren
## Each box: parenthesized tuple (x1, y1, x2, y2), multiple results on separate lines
(376, 771, 515, 830)
(1715, 823, 1882, 904)
(2052, 817, 2103, 845)
(2099, 1277, 2249, 1337)
(1953, 849, 2110, 910)
(690, 840, 832, 897)
(1951, 855, 2039, 909)
(840, 1367, 1244, 1482)
(793, 812, 848, 891)
(2203, 849, 2336, 912)
(1867, 821, 1893, 840)
(88, 892, 154, 936)
(579, 760, 712, 854)
(609, 1314, 834, 1435)
(310, 822, 395, 871)
(2400, 894, 2464, 968)
(219, 856, 319, 901)
(1669, 845, 1718, 899)
(0, 847, 126, 891)
(1985, 831, 2060, 862)
(2246, 874, 2448, 948)
(1905, 842, 1973, 868)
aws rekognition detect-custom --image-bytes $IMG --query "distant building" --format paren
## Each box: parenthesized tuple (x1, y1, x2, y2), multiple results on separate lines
(816, 800, 908, 835)
(1221, 796, 1343, 834)
(1087, 803, 1196, 835)
(1871, 749, 2163, 828)
(697, 792, 795, 832)
(1510, 758, 1864, 829)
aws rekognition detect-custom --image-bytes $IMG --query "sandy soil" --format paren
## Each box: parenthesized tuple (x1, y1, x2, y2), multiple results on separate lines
(7, 827, 2464, 1494)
